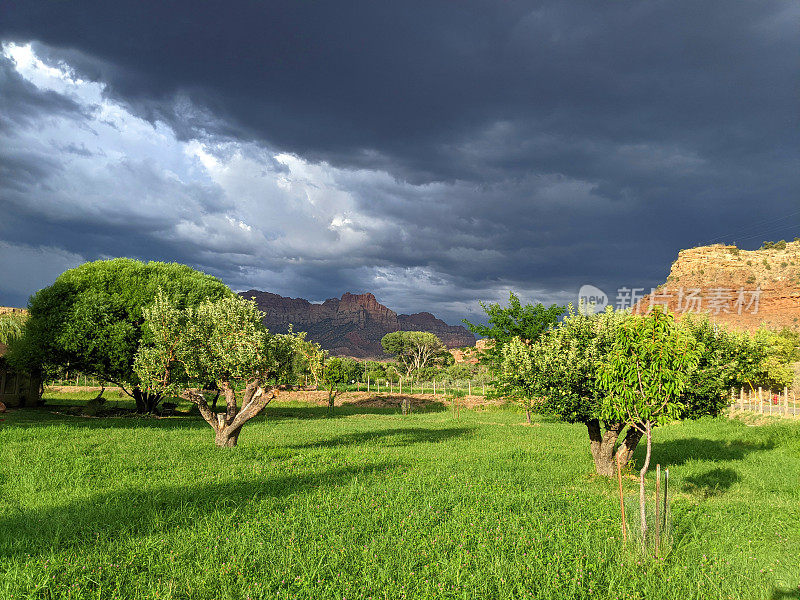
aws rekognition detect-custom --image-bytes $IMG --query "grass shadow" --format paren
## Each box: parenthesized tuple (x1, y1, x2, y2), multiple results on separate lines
(0, 461, 401, 559)
(681, 467, 740, 498)
(643, 437, 775, 467)
(266, 397, 449, 420)
(771, 588, 800, 599)
(287, 425, 474, 450)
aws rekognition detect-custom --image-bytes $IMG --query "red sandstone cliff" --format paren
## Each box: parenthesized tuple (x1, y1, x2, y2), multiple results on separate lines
(635, 241, 800, 331)
(240, 290, 475, 357)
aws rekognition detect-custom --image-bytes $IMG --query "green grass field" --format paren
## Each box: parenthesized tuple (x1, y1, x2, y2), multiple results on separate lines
(1, 393, 798, 600)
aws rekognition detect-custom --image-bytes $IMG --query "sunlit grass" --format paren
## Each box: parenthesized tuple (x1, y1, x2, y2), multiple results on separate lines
(1, 393, 798, 599)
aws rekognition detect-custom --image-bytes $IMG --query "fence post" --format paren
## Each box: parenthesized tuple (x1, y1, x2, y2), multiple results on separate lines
(468, 381, 471, 396)
(433, 379, 436, 395)
(739, 387, 744, 411)
(784, 387, 789, 416)
(758, 387, 763, 414)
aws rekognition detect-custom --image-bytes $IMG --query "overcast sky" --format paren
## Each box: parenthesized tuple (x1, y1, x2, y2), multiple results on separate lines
(1, 1, 798, 323)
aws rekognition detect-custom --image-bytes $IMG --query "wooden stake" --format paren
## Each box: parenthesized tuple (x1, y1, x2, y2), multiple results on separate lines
(759, 387, 763, 414)
(662, 468, 669, 537)
(617, 458, 627, 543)
(655, 464, 661, 557)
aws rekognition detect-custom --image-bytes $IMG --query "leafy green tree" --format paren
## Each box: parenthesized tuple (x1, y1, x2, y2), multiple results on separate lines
(678, 316, 764, 416)
(292, 334, 325, 388)
(464, 292, 564, 387)
(13, 258, 231, 413)
(320, 356, 360, 411)
(381, 331, 448, 376)
(598, 308, 701, 546)
(500, 307, 644, 473)
(135, 293, 301, 446)
(751, 327, 797, 390)
(0, 313, 26, 345)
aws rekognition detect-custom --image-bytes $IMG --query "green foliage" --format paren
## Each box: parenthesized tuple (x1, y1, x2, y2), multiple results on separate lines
(0, 313, 26, 345)
(135, 293, 299, 396)
(381, 331, 448, 375)
(322, 357, 362, 387)
(500, 306, 629, 424)
(760, 240, 787, 250)
(14, 258, 231, 388)
(677, 315, 759, 417)
(750, 327, 797, 389)
(463, 292, 565, 377)
(598, 309, 701, 428)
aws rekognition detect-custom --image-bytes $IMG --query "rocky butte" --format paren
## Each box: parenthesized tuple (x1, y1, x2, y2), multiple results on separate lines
(635, 241, 800, 331)
(240, 290, 476, 358)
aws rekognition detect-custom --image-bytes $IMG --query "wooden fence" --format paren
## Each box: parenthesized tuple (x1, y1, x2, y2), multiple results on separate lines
(729, 387, 799, 418)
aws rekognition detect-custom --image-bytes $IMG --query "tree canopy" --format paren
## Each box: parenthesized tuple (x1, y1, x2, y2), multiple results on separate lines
(134, 293, 303, 446)
(11, 258, 232, 412)
(464, 292, 565, 376)
(381, 331, 448, 376)
(498, 306, 770, 477)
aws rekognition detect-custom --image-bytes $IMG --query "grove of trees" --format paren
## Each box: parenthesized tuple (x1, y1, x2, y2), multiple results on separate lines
(9, 259, 232, 413)
(496, 302, 796, 477)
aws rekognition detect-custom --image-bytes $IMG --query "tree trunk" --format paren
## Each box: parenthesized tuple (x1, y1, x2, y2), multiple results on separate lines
(615, 426, 644, 470)
(587, 420, 624, 476)
(184, 381, 279, 448)
(525, 407, 532, 425)
(132, 387, 162, 414)
(586, 420, 644, 477)
(215, 426, 241, 447)
(639, 422, 652, 552)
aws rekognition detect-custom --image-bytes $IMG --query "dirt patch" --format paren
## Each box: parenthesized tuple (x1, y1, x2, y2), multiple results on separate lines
(277, 389, 502, 409)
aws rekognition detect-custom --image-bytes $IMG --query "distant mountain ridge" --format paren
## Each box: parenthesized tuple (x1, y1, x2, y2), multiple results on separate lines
(240, 290, 475, 358)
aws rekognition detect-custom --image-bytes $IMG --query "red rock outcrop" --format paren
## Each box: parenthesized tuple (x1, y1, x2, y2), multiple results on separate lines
(241, 290, 475, 357)
(635, 242, 800, 331)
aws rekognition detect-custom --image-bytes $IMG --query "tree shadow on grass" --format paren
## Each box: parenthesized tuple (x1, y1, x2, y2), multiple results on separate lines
(0, 408, 211, 431)
(2, 401, 448, 431)
(640, 437, 775, 467)
(681, 467, 740, 498)
(771, 588, 800, 599)
(0, 461, 401, 560)
(287, 426, 474, 450)
(266, 397, 448, 420)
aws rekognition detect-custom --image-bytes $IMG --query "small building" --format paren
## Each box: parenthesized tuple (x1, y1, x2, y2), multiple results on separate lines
(0, 342, 42, 407)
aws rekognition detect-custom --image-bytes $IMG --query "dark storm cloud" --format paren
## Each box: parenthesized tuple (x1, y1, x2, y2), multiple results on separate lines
(1, 1, 798, 322)
(0, 53, 85, 131)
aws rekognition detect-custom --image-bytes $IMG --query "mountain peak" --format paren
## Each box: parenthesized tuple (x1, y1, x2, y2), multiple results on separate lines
(242, 290, 475, 357)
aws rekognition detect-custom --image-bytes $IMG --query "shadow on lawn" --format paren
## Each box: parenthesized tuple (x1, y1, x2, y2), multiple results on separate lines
(287, 425, 474, 450)
(265, 399, 448, 421)
(681, 467, 740, 498)
(0, 461, 401, 559)
(771, 588, 800, 599)
(3, 400, 445, 430)
(641, 437, 775, 467)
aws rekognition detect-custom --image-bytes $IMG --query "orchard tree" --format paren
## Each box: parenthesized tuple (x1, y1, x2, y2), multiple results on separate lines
(464, 292, 564, 368)
(598, 308, 701, 546)
(135, 293, 301, 447)
(13, 258, 231, 413)
(502, 307, 647, 474)
(320, 356, 359, 411)
(381, 331, 448, 376)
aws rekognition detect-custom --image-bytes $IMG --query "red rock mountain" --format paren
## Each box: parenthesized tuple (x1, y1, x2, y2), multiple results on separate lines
(240, 290, 476, 357)
(635, 241, 800, 331)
